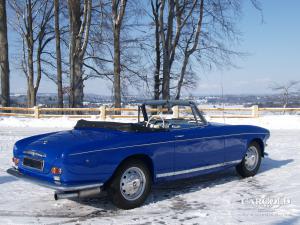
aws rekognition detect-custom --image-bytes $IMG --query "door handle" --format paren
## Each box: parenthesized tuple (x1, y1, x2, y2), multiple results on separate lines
(175, 135, 185, 138)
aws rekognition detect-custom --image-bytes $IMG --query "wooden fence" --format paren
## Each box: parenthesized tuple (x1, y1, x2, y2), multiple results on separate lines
(0, 105, 300, 120)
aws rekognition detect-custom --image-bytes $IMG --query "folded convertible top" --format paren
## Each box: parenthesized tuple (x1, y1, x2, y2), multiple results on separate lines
(74, 119, 165, 132)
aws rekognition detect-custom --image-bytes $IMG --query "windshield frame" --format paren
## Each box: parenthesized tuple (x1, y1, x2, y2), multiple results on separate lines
(138, 100, 207, 125)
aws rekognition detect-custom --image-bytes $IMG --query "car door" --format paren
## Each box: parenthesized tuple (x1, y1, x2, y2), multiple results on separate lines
(172, 123, 225, 179)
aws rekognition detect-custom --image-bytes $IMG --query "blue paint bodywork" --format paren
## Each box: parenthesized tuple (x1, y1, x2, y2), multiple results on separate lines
(12, 120, 270, 188)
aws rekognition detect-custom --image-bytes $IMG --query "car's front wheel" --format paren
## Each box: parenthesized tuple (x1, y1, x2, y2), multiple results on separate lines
(109, 160, 151, 209)
(236, 141, 262, 177)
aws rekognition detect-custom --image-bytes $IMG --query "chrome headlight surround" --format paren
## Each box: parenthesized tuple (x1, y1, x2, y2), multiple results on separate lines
(263, 133, 270, 146)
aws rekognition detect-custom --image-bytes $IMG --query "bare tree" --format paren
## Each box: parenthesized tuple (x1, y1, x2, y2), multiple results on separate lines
(145, 0, 261, 100)
(0, 0, 10, 106)
(38, 1, 69, 106)
(83, 0, 149, 106)
(9, 0, 54, 107)
(158, 0, 197, 100)
(68, 0, 92, 108)
(175, 0, 243, 99)
(270, 80, 300, 109)
(36, 1, 54, 105)
(175, 0, 204, 100)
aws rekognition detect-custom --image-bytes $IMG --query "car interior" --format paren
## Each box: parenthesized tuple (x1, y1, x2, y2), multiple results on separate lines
(75, 101, 207, 132)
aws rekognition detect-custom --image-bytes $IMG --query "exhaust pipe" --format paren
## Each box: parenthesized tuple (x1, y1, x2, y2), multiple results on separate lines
(54, 187, 101, 200)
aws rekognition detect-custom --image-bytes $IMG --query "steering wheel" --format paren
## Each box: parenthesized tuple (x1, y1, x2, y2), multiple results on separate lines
(146, 114, 165, 128)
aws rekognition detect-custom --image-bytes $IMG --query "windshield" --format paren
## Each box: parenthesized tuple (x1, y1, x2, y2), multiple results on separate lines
(139, 103, 207, 129)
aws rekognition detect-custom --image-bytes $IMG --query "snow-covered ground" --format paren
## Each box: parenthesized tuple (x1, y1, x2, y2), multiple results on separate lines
(0, 116, 300, 224)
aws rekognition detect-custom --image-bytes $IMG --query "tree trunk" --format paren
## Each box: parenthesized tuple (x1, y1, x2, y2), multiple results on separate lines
(153, 1, 160, 100)
(112, 0, 127, 109)
(25, 0, 35, 107)
(68, 0, 83, 108)
(175, 53, 189, 100)
(27, 49, 35, 107)
(161, 0, 174, 100)
(54, 0, 63, 108)
(161, 57, 170, 100)
(68, 0, 91, 108)
(73, 55, 84, 107)
(151, 0, 160, 100)
(0, 0, 9, 106)
(35, 44, 43, 107)
(113, 30, 121, 108)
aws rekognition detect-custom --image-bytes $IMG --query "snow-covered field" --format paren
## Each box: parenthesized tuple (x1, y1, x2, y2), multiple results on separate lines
(0, 116, 300, 224)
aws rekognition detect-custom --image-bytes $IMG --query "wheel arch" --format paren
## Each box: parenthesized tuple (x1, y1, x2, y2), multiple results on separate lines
(104, 154, 155, 188)
(249, 138, 265, 157)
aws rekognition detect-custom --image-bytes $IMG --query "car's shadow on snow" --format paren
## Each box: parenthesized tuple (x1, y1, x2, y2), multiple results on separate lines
(0, 175, 18, 185)
(72, 157, 293, 211)
(260, 157, 293, 173)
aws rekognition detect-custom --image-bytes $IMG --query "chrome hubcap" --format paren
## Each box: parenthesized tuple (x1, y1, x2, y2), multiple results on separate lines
(120, 167, 146, 201)
(245, 146, 259, 171)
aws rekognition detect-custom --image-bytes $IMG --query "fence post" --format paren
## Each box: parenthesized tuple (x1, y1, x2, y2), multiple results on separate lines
(100, 105, 106, 120)
(251, 105, 259, 118)
(172, 105, 179, 118)
(34, 106, 40, 119)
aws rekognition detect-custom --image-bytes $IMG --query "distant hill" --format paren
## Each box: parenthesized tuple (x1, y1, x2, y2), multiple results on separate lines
(7, 92, 300, 108)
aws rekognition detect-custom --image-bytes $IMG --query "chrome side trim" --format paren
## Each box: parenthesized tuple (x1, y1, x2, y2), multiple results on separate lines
(169, 124, 209, 131)
(6, 167, 103, 191)
(156, 159, 241, 178)
(69, 133, 268, 156)
(23, 150, 46, 158)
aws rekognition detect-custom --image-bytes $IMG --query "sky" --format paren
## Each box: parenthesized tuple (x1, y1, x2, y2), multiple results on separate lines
(195, 0, 300, 95)
(7, 0, 300, 96)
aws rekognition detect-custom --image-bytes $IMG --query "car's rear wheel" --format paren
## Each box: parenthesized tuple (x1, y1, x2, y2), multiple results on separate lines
(108, 160, 151, 209)
(236, 141, 262, 177)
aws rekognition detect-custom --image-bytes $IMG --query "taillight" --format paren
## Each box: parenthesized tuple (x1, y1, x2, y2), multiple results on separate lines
(51, 167, 62, 175)
(12, 157, 19, 166)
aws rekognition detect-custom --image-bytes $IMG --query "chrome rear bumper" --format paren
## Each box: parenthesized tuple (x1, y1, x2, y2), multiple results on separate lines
(7, 167, 103, 192)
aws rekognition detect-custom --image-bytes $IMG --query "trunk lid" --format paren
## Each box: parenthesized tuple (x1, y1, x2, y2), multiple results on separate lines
(17, 128, 114, 174)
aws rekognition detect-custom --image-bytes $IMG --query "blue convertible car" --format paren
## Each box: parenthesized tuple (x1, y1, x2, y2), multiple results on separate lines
(7, 100, 270, 209)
